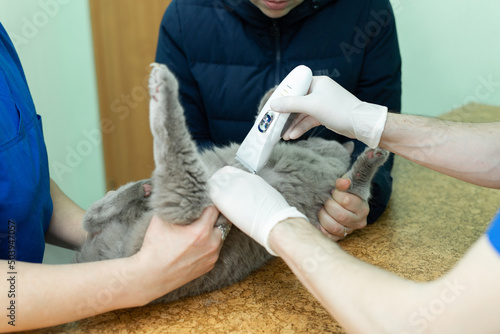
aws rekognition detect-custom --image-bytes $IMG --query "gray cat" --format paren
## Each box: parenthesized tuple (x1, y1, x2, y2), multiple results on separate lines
(75, 63, 389, 304)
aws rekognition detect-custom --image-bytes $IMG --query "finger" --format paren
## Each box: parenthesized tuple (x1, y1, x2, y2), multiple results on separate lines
(318, 206, 353, 236)
(331, 189, 363, 213)
(333, 178, 366, 213)
(317, 223, 342, 241)
(322, 196, 370, 230)
(208, 166, 249, 201)
(287, 116, 321, 140)
(212, 225, 224, 248)
(270, 75, 332, 114)
(322, 196, 366, 230)
(199, 207, 225, 250)
(191, 205, 220, 229)
(282, 115, 319, 140)
(323, 197, 356, 223)
(281, 113, 308, 140)
(271, 94, 322, 140)
(197, 206, 230, 246)
(213, 222, 232, 246)
(270, 95, 308, 114)
(335, 178, 351, 192)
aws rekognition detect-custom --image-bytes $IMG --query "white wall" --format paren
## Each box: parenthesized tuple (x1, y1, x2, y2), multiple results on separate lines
(0, 0, 105, 207)
(0, 0, 105, 263)
(391, 0, 500, 116)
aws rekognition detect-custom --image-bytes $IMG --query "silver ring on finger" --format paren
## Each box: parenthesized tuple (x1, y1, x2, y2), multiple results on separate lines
(217, 223, 231, 241)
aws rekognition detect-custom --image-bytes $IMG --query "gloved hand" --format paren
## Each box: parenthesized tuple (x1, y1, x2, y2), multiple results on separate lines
(270, 76, 388, 148)
(208, 166, 308, 256)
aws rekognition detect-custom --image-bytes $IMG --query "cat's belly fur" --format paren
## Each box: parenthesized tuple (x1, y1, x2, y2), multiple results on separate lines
(154, 138, 351, 303)
(76, 137, 351, 304)
(76, 62, 385, 305)
(201, 138, 351, 229)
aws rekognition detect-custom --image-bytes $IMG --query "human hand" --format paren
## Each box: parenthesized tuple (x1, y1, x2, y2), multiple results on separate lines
(133, 206, 223, 303)
(270, 76, 388, 148)
(318, 178, 369, 241)
(208, 166, 308, 256)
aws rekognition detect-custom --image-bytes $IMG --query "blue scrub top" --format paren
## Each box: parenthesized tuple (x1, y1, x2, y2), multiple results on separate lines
(0, 23, 53, 263)
(487, 210, 500, 255)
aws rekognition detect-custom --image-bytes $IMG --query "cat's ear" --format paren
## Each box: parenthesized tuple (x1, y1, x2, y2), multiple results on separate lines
(342, 141, 355, 155)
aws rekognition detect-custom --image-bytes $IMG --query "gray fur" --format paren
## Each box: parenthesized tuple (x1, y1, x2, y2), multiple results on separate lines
(344, 147, 390, 200)
(75, 63, 389, 303)
(149, 66, 211, 224)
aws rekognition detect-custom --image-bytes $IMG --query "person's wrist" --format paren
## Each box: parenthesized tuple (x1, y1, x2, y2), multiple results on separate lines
(127, 253, 156, 306)
(268, 217, 312, 255)
(378, 111, 397, 149)
(261, 208, 309, 256)
(351, 102, 388, 148)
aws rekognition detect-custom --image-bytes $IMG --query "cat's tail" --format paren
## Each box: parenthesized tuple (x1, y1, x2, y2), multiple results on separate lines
(148, 63, 211, 224)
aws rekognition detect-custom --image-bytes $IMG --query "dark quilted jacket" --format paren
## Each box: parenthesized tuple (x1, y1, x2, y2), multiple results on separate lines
(156, 0, 402, 223)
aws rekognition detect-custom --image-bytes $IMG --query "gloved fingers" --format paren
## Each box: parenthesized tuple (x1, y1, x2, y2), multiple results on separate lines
(282, 113, 307, 140)
(270, 95, 309, 114)
(283, 114, 321, 140)
(208, 166, 291, 221)
(208, 166, 305, 256)
(208, 166, 251, 206)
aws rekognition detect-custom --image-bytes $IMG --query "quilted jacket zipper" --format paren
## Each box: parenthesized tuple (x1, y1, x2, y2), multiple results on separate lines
(270, 20, 281, 85)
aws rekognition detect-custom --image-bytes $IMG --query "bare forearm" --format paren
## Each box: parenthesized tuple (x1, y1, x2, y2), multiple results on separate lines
(0, 257, 149, 332)
(269, 218, 427, 333)
(268, 218, 500, 334)
(47, 179, 88, 249)
(380, 114, 500, 188)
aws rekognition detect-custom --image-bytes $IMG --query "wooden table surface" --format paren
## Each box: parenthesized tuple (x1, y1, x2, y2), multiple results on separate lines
(28, 104, 500, 333)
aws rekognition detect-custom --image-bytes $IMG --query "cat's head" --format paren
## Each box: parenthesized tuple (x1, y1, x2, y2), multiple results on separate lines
(82, 179, 152, 235)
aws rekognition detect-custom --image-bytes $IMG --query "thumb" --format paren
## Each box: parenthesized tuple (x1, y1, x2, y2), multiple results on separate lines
(335, 178, 351, 192)
(270, 95, 316, 116)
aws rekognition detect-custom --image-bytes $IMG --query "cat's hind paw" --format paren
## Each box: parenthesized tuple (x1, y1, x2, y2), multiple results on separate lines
(352, 147, 389, 177)
(149, 63, 171, 108)
(344, 147, 390, 201)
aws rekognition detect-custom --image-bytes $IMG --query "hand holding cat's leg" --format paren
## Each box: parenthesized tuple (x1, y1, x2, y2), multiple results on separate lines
(208, 166, 308, 256)
(317, 147, 389, 240)
(318, 178, 369, 240)
(132, 206, 223, 304)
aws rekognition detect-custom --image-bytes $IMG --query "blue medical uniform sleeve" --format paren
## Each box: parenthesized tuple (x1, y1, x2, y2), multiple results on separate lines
(0, 23, 53, 263)
(487, 210, 500, 255)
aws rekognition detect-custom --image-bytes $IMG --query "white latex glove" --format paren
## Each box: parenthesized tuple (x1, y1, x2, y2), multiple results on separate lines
(270, 76, 388, 148)
(208, 166, 308, 256)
